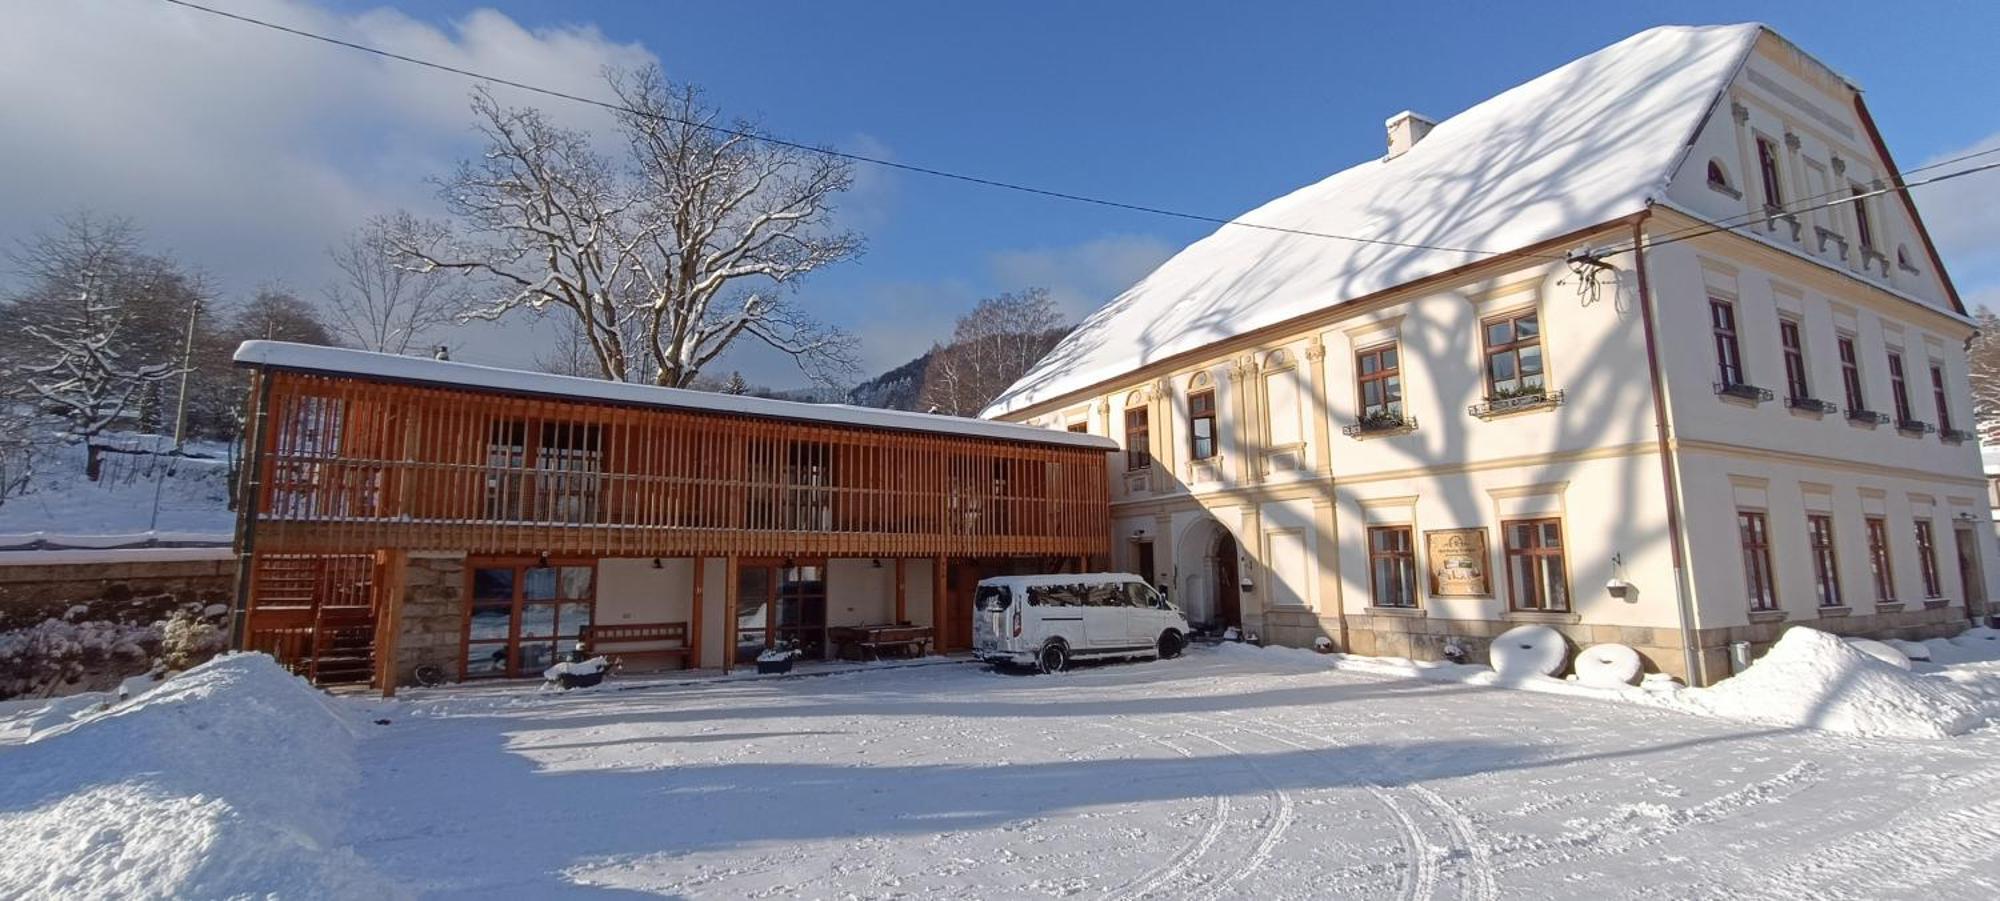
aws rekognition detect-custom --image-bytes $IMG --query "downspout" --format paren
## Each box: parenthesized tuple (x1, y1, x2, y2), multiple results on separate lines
(1630, 212, 1703, 683)
(227, 368, 275, 650)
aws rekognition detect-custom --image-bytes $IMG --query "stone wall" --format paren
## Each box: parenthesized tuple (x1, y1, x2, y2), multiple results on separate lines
(393, 552, 465, 686)
(1325, 600, 1975, 685)
(0, 556, 234, 630)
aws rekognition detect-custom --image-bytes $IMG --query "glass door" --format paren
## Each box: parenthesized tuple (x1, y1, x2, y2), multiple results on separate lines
(735, 561, 827, 663)
(464, 560, 595, 678)
(775, 564, 827, 660)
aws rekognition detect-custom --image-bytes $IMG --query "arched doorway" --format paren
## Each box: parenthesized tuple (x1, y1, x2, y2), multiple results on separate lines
(1212, 531, 1242, 630)
(1174, 518, 1242, 631)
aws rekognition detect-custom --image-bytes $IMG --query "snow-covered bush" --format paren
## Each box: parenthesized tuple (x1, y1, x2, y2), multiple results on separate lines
(0, 617, 158, 700)
(158, 608, 225, 672)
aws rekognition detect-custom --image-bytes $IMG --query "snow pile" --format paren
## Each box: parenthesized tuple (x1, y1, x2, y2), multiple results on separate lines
(0, 653, 395, 898)
(1671, 629, 1984, 739)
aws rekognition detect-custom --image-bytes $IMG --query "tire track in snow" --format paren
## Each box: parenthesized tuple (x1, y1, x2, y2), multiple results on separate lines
(1758, 774, 2000, 897)
(1492, 759, 1824, 876)
(1215, 713, 1438, 901)
(1088, 720, 1235, 901)
(1162, 714, 1297, 901)
(1410, 784, 1498, 901)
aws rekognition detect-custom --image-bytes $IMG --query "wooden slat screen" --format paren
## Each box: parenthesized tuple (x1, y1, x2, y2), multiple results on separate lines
(246, 370, 1111, 559)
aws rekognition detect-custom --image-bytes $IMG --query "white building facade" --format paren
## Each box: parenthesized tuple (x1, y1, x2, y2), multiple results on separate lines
(985, 24, 1993, 684)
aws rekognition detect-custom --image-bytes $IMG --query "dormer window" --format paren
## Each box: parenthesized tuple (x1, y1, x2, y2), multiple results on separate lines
(1706, 159, 1741, 199)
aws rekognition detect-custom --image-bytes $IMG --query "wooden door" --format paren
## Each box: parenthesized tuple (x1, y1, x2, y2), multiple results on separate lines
(1216, 534, 1242, 629)
(946, 564, 978, 650)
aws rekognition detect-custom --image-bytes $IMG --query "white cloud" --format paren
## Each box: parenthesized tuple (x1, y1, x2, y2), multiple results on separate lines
(1912, 132, 2000, 311)
(986, 234, 1176, 321)
(0, 0, 654, 318)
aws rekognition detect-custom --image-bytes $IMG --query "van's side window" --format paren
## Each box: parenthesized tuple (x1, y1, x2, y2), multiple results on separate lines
(1127, 583, 1163, 608)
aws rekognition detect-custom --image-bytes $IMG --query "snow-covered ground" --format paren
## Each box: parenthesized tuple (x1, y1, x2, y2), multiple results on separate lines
(0, 436, 234, 539)
(8, 641, 2000, 899)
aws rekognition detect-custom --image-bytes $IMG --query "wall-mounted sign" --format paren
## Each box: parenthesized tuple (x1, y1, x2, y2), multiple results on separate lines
(1425, 528, 1491, 597)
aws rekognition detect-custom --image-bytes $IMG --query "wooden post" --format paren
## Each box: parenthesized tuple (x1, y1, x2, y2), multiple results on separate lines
(689, 556, 706, 670)
(893, 557, 907, 624)
(932, 555, 947, 655)
(373, 549, 408, 697)
(722, 554, 739, 673)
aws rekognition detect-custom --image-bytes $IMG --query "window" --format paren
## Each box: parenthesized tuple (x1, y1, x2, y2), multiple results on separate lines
(1123, 395, 1151, 471)
(1779, 319, 1810, 401)
(1066, 421, 1089, 434)
(1897, 246, 1916, 272)
(1838, 336, 1865, 410)
(1707, 160, 1732, 191)
(1711, 299, 1744, 387)
(1807, 514, 1843, 608)
(1887, 351, 1913, 422)
(1866, 516, 1896, 601)
(1916, 520, 1942, 598)
(1739, 511, 1778, 612)
(465, 561, 595, 679)
(1367, 526, 1418, 608)
(1503, 518, 1568, 611)
(1187, 373, 1218, 461)
(483, 420, 604, 524)
(1850, 184, 1875, 252)
(1932, 364, 1954, 434)
(736, 562, 828, 663)
(784, 442, 834, 532)
(1483, 310, 1544, 397)
(1356, 344, 1402, 420)
(1756, 137, 1784, 209)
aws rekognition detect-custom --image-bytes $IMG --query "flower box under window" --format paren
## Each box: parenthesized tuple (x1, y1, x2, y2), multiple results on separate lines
(1785, 396, 1838, 415)
(1343, 412, 1417, 438)
(1895, 418, 1936, 436)
(1469, 388, 1563, 419)
(1846, 408, 1890, 426)
(1714, 381, 1773, 403)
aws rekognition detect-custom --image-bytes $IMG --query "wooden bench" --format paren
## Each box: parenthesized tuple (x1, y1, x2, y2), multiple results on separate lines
(829, 624, 934, 662)
(579, 622, 693, 671)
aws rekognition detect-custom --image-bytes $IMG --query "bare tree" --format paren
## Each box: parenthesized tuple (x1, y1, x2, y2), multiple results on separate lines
(3, 213, 184, 438)
(324, 212, 467, 354)
(1968, 307, 2000, 444)
(405, 69, 863, 387)
(919, 288, 1068, 416)
(231, 284, 334, 345)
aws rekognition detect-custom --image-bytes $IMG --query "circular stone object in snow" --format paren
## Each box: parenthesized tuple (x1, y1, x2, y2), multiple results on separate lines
(1575, 643, 1644, 687)
(1954, 626, 2000, 645)
(1844, 637, 1912, 670)
(1490, 624, 1569, 678)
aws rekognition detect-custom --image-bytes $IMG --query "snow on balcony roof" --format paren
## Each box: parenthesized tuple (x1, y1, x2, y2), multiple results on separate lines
(985, 23, 1766, 417)
(233, 341, 1118, 451)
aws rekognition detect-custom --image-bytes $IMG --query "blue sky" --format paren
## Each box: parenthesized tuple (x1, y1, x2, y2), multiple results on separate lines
(6, 1, 1998, 386)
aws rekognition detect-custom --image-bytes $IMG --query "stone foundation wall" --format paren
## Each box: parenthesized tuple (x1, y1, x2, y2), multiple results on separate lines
(1263, 601, 1974, 686)
(0, 557, 234, 630)
(393, 553, 465, 685)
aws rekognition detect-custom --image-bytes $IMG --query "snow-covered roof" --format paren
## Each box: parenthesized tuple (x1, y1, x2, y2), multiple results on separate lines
(984, 23, 1765, 417)
(233, 341, 1118, 451)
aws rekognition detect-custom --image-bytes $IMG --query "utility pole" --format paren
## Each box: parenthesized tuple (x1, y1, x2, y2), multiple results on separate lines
(171, 296, 200, 452)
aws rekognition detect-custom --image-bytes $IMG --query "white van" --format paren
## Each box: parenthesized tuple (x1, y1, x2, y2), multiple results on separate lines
(972, 573, 1189, 673)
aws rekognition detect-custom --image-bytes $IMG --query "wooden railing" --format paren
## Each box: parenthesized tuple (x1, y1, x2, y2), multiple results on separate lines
(244, 371, 1112, 559)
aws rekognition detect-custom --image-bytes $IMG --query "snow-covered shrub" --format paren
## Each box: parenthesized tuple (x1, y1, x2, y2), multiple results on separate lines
(0, 618, 159, 700)
(158, 608, 225, 672)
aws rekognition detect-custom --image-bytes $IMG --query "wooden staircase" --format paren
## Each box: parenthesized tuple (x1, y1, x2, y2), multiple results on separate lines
(244, 554, 381, 687)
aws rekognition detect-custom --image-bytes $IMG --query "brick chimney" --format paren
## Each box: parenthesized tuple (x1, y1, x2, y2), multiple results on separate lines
(1384, 110, 1437, 159)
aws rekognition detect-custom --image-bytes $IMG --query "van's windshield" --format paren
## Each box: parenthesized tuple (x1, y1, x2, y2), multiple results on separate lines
(975, 585, 1012, 612)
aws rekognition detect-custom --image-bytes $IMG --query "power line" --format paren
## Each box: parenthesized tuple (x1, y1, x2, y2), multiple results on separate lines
(1633, 160, 2000, 255)
(1598, 144, 2000, 255)
(156, 0, 1547, 260)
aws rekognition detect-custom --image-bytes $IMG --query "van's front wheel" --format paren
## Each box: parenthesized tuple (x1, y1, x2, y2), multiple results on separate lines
(1037, 641, 1070, 674)
(1158, 630, 1184, 660)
